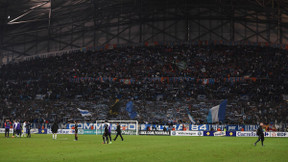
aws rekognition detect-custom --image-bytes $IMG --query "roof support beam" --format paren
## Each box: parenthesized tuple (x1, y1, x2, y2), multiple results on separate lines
(8, 1, 50, 25)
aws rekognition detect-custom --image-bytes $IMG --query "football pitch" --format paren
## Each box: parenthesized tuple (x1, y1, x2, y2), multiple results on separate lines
(0, 135, 287, 162)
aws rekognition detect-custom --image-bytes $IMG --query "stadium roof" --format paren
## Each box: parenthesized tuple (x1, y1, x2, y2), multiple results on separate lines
(0, 0, 288, 60)
(2, 0, 288, 26)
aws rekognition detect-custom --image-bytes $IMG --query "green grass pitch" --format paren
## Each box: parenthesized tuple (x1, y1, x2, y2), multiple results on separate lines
(0, 134, 287, 162)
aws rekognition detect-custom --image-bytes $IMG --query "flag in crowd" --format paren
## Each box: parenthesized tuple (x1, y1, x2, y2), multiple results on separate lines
(126, 101, 137, 119)
(186, 108, 196, 124)
(77, 108, 92, 117)
(207, 100, 227, 123)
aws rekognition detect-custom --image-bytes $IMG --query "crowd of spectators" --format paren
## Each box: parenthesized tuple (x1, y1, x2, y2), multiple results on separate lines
(0, 45, 287, 129)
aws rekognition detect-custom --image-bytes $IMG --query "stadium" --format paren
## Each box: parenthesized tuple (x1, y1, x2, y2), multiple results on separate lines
(0, 0, 288, 161)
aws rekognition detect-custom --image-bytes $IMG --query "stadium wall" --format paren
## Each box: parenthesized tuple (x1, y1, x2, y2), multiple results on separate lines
(1, 128, 288, 137)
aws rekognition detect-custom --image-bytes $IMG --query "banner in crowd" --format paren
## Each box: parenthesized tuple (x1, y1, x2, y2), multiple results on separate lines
(244, 125, 258, 131)
(209, 125, 226, 131)
(66, 123, 137, 131)
(139, 130, 170, 136)
(190, 124, 209, 131)
(226, 125, 239, 131)
(140, 124, 255, 131)
(171, 131, 203, 136)
(139, 124, 209, 131)
(139, 124, 168, 131)
(209, 125, 254, 131)
(65, 123, 258, 132)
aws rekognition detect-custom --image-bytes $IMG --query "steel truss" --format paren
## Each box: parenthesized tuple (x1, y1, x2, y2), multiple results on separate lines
(0, 0, 287, 63)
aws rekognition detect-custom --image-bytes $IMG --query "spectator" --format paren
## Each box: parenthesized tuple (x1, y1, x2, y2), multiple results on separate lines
(0, 45, 287, 127)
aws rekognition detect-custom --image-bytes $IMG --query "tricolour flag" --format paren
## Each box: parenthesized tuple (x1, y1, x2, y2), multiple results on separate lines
(207, 100, 227, 123)
(77, 108, 92, 117)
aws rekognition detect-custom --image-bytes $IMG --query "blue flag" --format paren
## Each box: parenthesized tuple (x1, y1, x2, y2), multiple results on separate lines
(186, 108, 196, 124)
(77, 108, 92, 117)
(207, 100, 227, 123)
(126, 101, 133, 113)
(126, 101, 137, 119)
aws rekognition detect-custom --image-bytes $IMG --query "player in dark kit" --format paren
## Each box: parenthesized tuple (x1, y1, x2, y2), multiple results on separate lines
(4, 119, 11, 138)
(26, 122, 31, 138)
(113, 123, 124, 141)
(254, 123, 265, 146)
(102, 124, 110, 144)
(16, 120, 21, 138)
(104, 120, 112, 143)
(51, 122, 59, 140)
(74, 121, 78, 141)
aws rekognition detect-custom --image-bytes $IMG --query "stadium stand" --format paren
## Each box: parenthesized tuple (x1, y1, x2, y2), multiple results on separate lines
(0, 44, 287, 130)
(1, 45, 288, 130)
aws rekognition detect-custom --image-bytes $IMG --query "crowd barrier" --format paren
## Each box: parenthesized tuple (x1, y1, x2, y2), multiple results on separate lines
(0, 124, 262, 133)
(78, 129, 136, 135)
(139, 124, 260, 131)
(139, 130, 170, 136)
(1, 128, 287, 137)
(171, 131, 203, 136)
(169, 131, 288, 137)
(0, 128, 39, 134)
(65, 123, 280, 132)
(0, 128, 13, 133)
(34, 129, 136, 135)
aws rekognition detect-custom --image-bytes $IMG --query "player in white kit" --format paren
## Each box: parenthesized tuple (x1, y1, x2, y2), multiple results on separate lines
(22, 121, 27, 137)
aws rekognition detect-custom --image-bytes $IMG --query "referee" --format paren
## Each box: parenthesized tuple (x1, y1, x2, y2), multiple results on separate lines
(113, 123, 124, 141)
(254, 123, 264, 146)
